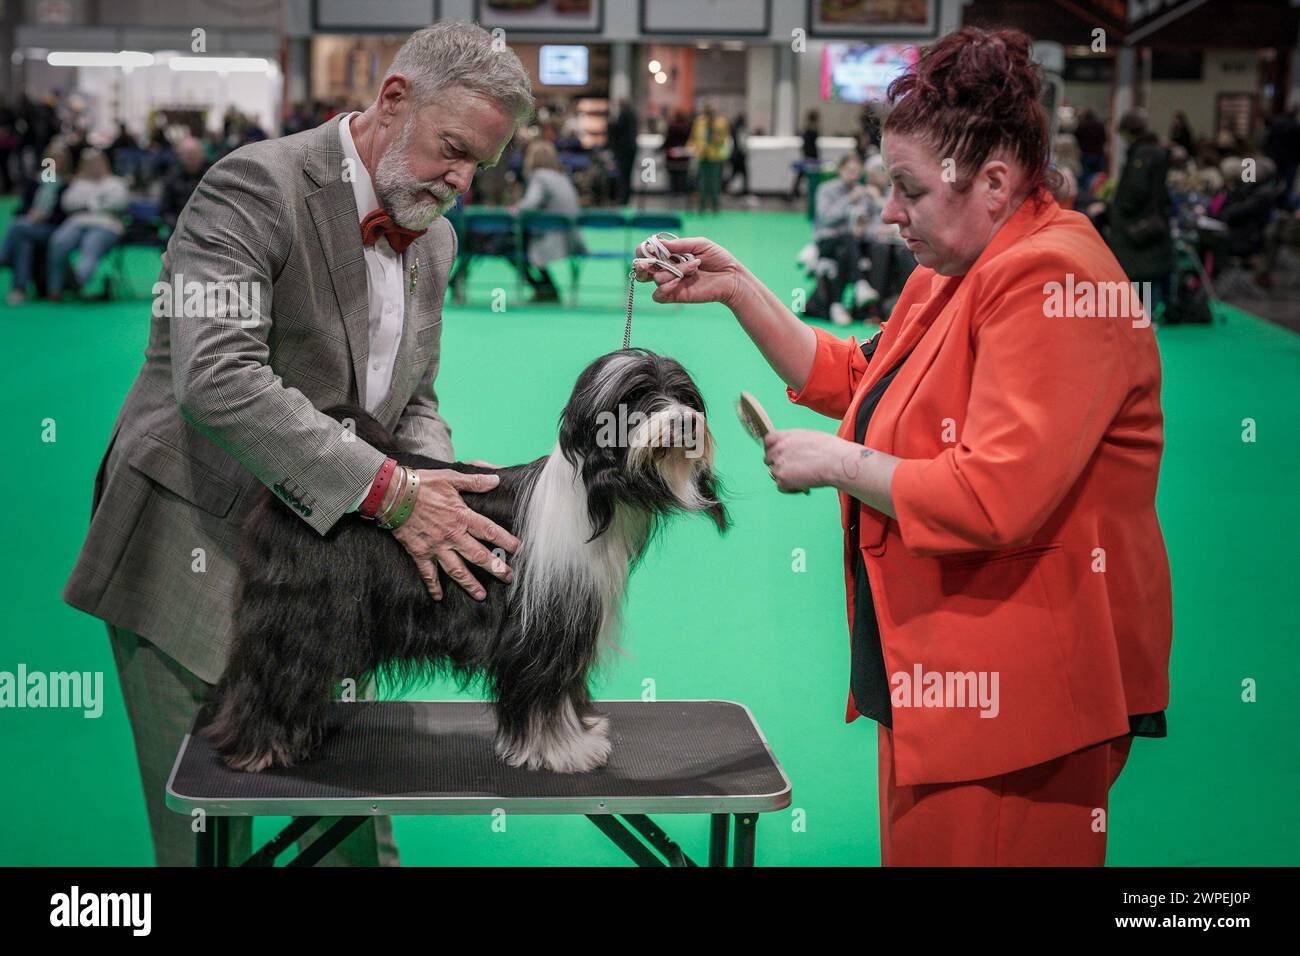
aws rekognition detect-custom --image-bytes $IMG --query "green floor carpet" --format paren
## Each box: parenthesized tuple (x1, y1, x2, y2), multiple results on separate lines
(1, 204, 1295, 866)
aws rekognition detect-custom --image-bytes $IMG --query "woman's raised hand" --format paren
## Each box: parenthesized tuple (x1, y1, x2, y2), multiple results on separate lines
(632, 235, 745, 307)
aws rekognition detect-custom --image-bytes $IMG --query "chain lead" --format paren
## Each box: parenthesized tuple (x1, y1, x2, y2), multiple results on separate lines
(624, 269, 636, 350)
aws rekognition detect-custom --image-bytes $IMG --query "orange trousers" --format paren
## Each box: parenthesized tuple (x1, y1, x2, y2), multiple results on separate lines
(877, 726, 1134, 866)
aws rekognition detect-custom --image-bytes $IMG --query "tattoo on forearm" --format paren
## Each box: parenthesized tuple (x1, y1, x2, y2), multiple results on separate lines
(840, 446, 875, 481)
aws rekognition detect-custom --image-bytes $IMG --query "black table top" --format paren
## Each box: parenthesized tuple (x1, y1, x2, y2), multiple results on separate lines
(166, 700, 792, 816)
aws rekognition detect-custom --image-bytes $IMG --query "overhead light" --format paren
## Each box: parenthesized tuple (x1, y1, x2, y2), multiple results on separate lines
(169, 56, 271, 73)
(648, 59, 661, 73)
(47, 50, 154, 68)
(654, 71, 667, 84)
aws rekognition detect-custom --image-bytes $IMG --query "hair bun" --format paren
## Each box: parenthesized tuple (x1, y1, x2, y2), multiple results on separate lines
(884, 27, 1052, 200)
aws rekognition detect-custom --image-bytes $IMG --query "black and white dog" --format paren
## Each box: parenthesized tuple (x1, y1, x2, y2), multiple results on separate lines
(202, 348, 729, 774)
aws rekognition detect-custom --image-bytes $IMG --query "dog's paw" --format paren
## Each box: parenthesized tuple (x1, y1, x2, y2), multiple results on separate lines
(219, 750, 278, 773)
(216, 739, 297, 773)
(495, 710, 612, 773)
(557, 712, 611, 773)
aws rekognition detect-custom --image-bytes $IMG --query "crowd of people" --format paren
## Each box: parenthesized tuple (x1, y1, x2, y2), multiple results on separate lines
(0, 92, 278, 304)
(799, 100, 1300, 326)
(5, 86, 1298, 316)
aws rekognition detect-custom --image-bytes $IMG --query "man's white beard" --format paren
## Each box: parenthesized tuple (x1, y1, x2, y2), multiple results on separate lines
(374, 120, 457, 230)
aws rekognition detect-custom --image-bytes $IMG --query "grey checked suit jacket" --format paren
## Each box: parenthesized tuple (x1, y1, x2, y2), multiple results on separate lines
(63, 117, 458, 684)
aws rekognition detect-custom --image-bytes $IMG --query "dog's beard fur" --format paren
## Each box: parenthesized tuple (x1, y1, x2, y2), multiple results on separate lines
(201, 349, 729, 774)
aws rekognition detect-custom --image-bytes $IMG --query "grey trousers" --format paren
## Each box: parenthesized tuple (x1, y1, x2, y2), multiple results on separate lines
(106, 624, 400, 867)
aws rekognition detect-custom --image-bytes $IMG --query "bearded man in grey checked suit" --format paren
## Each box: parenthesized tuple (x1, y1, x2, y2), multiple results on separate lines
(61, 22, 534, 866)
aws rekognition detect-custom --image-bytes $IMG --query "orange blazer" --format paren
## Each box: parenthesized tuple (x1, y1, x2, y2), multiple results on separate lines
(786, 193, 1173, 787)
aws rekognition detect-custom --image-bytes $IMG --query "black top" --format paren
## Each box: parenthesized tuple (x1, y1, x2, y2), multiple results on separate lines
(845, 332, 1166, 739)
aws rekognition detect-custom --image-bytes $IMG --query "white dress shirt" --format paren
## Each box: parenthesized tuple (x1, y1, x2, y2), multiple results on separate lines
(339, 112, 407, 511)
(339, 111, 407, 412)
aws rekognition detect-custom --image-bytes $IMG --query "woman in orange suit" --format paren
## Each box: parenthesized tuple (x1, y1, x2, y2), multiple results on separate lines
(634, 27, 1172, 866)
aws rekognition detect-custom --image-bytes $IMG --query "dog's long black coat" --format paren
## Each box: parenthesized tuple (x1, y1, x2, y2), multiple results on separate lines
(202, 406, 563, 772)
(202, 348, 730, 773)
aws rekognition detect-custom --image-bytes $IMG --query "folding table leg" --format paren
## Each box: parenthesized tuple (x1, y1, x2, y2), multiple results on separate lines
(196, 817, 232, 867)
(621, 815, 694, 867)
(215, 816, 231, 867)
(196, 821, 214, 867)
(732, 813, 757, 867)
(242, 816, 324, 867)
(709, 814, 730, 867)
(285, 817, 368, 867)
(586, 814, 663, 867)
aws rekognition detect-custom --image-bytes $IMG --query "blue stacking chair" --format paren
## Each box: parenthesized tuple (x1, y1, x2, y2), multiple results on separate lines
(456, 208, 522, 302)
(571, 209, 629, 306)
(628, 212, 685, 241)
(519, 210, 578, 305)
(105, 198, 165, 299)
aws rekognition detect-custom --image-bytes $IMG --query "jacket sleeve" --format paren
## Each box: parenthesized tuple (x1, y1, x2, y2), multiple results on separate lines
(393, 218, 456, 460)
(168, 147, 388, 536)
(890, 253, 1136, 555)
(785, 324, 873, 420)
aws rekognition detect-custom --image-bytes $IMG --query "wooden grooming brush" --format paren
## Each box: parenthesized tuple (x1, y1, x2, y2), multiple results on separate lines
(736, 391, 810, 495)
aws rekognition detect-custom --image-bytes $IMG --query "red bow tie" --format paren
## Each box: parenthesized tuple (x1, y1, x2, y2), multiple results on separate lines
(360, 208, 425, 254)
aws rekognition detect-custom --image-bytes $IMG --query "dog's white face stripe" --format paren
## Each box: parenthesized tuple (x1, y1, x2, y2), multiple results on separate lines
(583, 352, 642, 412)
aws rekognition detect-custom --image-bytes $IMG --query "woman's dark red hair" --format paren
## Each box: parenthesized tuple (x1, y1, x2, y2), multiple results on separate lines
(883, 27, 1060, 202)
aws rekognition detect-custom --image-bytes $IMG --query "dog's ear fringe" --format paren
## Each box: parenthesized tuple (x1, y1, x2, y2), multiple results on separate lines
(578, 445, 626, 543)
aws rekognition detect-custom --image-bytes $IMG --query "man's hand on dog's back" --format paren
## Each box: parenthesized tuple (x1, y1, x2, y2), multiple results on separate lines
(390, 469, 518, 602)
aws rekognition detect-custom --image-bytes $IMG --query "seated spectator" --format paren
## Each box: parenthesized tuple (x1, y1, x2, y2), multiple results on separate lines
(1, 143, 70, 304)
(160, 136, 210, 232)
(46, 148, 128, 301)
(1203, 155, 1285, 277)
(804, 152, 872, 324)
(512, 138, 582, 302)
(858, 154, 916, 318)
(803, 153, 916, 326)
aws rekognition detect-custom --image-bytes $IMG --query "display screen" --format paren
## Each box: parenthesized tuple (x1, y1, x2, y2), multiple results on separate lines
(539, 45, 589, 86)
(820, 43, 919, 103)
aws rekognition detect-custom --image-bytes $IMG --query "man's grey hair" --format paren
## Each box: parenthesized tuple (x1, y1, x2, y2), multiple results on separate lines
(386, 21, 535, 125)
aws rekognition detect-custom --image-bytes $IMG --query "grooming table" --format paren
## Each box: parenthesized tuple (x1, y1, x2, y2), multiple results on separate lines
(166, 699, 792, 867)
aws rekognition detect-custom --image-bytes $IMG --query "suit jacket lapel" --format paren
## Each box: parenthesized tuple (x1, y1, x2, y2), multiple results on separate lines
(303, 119, 370, 407)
